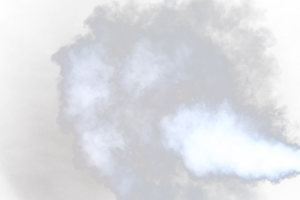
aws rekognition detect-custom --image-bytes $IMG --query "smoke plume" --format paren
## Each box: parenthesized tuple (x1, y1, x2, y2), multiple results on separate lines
(52, 0, 299, 199)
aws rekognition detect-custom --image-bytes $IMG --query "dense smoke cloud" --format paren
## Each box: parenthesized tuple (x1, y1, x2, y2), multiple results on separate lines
(52, 0, 298, 199)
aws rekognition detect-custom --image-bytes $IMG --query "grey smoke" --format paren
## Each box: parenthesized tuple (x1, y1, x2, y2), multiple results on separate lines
(52, 0, 298, 199)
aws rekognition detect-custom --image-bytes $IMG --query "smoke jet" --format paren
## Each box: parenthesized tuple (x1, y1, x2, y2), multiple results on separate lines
(52, 0, 298, 199)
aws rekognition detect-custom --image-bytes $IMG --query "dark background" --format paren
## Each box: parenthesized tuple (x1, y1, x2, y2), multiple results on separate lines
(0, 0, 300, 200)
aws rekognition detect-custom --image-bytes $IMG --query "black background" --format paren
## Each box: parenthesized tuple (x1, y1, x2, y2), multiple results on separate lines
(0, 0, 300, 200)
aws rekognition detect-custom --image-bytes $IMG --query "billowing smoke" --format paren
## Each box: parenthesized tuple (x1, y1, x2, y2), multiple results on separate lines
(52, 0, 299, 199)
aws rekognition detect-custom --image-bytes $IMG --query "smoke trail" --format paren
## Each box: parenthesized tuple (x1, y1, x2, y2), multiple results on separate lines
(52, 0, 298, 199)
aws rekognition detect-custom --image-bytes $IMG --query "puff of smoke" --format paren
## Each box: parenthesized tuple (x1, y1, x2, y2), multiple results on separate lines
(52, 0, 297, 199)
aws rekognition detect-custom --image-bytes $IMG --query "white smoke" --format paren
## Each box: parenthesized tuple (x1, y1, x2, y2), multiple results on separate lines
(52, 0, 298, 199)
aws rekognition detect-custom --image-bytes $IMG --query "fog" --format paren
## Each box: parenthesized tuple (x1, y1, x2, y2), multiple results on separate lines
(52, 1, 299, 199)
